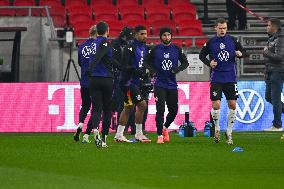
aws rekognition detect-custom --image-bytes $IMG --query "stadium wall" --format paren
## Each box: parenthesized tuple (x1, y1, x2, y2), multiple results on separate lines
(0, 81, 280, 132)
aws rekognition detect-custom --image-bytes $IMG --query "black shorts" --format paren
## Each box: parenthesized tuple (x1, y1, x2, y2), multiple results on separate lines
(210, 82, 238, 101)
(122, 84, 145, 107)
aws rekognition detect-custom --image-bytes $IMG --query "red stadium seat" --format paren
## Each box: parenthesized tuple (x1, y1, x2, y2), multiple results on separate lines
(107, 20, 124, 37)
(90, 0, 113, 6)
(145, 5, 170, 21)
(48, 6, 67, 27)
(65, 0, 88, 7)
(171, 4, 197, 21)
(92, 5, 118, 21)
(123, 19, 146, 28)
(67, 5, 93, 25)
(0, 0, 14, 16)
(167, 0, 193, 6)
(116, 0, 138, 7)
(142, 0, 164, 6)
(39, 0, 64, 16)
(176, 19, 203, 34)
(0, 0, 10, 5)
(39, 0, 62, 7)
(13, 0, 38, 16)
(119, 5, 145, 22)
(74, 19, 96, 38)
(171, 39, 185, 47)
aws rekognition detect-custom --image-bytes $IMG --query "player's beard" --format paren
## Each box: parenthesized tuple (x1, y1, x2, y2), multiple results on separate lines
(162, 39, 171, 45)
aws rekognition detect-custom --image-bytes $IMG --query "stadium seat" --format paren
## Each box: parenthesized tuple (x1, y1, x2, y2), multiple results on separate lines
(47, 6, 67, 27)
(142, 0, 164, 6)
(74, 19, 96, 37)
(92, 5, 118, 21)
(64, 0, 88, 7)
(67, 5, 93, 26)
(176, 19, 203, 34)
(69, 14, 93, 27)
(119, 5, 145, 22)
(39, 0, 63, 7)
(123, 19, 146, 28)
(90, 0, 113, 6)
(13, 0, 39, 16)
(116, 0, 138, 7)
(39, 0, 64, 16)
(107, 20, 124, 37)
(145, 5, 170, 21)
(167, 0, 193, 6)
(171, 4, 197, 21)
(0, 0, 14, 16)
(171, 38, 185, 47)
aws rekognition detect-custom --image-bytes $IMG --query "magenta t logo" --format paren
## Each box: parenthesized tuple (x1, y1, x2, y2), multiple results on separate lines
(48, 84, 80, 130)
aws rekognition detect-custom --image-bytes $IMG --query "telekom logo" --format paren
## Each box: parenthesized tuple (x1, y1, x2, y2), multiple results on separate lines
(48, 85, 80, 130)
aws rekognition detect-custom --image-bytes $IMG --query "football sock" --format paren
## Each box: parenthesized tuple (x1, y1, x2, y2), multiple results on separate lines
(77, 122, 83, 129)
(116, 125, 125, 136)
(227, 109, 236, 136)
(211, 108, 220, 131)
(136, 123, 143, 135)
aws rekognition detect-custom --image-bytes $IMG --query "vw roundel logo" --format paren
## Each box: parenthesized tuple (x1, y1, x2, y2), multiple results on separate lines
(236, 89, 264, 124)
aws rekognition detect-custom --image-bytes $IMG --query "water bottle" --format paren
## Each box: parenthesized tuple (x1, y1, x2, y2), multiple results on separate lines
(187, 121, 196, 137)
(178, 122, 186, 137)
(204, 121, 212, 138)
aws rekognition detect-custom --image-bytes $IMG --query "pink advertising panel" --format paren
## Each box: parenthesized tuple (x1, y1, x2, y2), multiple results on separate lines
(0, 82, 211, 132)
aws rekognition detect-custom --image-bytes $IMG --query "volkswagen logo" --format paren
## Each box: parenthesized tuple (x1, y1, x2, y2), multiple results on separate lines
(236, 89, 264, 124)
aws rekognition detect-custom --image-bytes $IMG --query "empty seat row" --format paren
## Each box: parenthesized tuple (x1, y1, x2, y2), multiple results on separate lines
(0, 0, 194, 7)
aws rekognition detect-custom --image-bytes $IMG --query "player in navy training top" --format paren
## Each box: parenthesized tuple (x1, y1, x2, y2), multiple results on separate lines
(144, 27, 189, 144)
(88, 21, 115, 148)
(73, 25, 96, 143)
(199, 18, 244, 145)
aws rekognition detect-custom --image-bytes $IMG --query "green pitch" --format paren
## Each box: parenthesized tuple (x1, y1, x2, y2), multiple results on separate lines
(0, 132, 283, 189)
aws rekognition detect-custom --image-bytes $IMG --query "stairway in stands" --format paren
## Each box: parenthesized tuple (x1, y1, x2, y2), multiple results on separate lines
(191, 0, 284, 35)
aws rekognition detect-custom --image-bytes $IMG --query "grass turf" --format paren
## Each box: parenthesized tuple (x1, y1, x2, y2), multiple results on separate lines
(0, 132, 283, 189)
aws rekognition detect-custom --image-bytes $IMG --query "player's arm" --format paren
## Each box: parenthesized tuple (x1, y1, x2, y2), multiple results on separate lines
(120, 44, 134, 73)
(233, 36, 245, 58)
(172, 46, 189, 74)
(263, 38, 282, 62)
(88, 40, 109, 73)
(199, 40, 211, 67)
(143, 46, 156, 75)
(111, 40, 121, 63)
(78, 49, 82, 67)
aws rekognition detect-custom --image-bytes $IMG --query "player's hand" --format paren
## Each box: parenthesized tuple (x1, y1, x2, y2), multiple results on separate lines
(235, 50, 242, 57)
(263, 46, 268, 51)
(210, 59, 217, 69)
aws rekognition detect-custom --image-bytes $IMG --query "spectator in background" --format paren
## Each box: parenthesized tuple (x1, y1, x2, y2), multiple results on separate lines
(226, 0, 247, 30)
(263, 18, 284, 132)
(73, 25, 97, 143)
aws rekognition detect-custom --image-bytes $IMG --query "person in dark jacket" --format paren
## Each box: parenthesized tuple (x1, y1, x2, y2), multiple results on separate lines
(111, 27, 136, 133)
(114, 25, 151, 143)
(199, 18, 244, 145)
(144, 27, 189, 144)
(226, 0, 247, 30)
(73, 25, 96, 143)
(263, 18, 284, 132)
